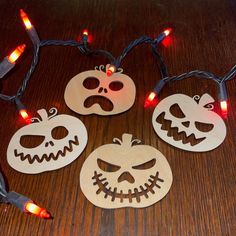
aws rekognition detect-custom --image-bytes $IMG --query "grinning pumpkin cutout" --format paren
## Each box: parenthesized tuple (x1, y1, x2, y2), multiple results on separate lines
(80, 133, 173, 209)
(64, 64, 136, 116)
(7, 108, 88, 174)
(152, 93, 226, 152)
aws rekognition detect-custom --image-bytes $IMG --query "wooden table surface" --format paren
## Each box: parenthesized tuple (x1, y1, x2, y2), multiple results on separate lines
(0, 0, 235, 235)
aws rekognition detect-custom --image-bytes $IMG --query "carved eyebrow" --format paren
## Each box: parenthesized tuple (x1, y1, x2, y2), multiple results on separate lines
(97, 158, 121, 172)
(132, 158, 156, 170)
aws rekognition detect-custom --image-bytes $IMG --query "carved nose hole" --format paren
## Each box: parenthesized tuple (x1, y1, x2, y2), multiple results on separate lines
(45, 141, 54, 147)
(118, 172, 135, 183)
(98, 87, 103, 93)
(104, 88, 108, 93)
(182, 121, 190, 127)
(49, 141, 54, 146)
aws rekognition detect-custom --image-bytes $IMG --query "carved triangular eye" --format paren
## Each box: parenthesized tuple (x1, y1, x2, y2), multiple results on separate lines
(132, 158, 156, 170)
(97, 158, 121, 172)
(169, 103, 186, 118)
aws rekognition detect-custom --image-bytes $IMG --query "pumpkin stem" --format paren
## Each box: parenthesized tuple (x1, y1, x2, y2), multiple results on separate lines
(122, 133, 141, 147)
(113, 134, 141, 147)
(36, 109, 49, 121)
(199, 94, 215, 107)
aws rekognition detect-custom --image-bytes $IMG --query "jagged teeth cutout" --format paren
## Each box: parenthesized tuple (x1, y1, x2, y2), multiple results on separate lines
(152, 94, 226, 152)
(7, 108, 88, 174)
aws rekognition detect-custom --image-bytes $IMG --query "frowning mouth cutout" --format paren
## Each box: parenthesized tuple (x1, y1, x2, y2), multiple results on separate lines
(64, 64, 136, 116)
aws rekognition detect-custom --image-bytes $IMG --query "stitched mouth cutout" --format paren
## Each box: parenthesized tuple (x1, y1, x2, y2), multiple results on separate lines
(92, 171, 164, 203)
(84, 96, 114, 111)
(156, 112, 206, 146)
(14, 135, 79, 164)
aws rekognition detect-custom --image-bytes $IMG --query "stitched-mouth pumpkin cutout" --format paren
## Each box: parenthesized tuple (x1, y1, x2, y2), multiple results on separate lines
(80, 133, 173, 209)
(7, 108, 88, 174)
(152, 94, 226, 152)
(64, 65, 136, 115)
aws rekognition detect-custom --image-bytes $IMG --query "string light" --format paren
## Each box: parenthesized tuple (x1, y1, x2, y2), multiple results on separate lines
(81, 29, 89, 44)
(0, 171, 52, 219)
(0, 9, 235, 121)
(163, 28, 172, 37)
(0, 44, 26, 78)
(82, 29, 88, 36)
(20, 9, 32, 29)
(145, 80, 166, 108)
(220, 101, 228, 116)
(7, 44, 26, 63)
(218, 82, 228, 117)
(15, 97, 31, 123)
(107, 65, 116, 76)
(144, 92, 157, 108)
(24, 202, 52, 219)
(20, 9, 40, 44)
(155, 28, 173, 44)
(146, 68, 235, 118)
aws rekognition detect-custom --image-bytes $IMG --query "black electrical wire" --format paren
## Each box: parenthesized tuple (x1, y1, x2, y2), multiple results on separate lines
(0, 171, 7, 203)
(0, 33, 163, 106)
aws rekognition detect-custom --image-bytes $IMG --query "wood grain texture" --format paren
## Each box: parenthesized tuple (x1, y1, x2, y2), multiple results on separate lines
(0, 0, 235, 235)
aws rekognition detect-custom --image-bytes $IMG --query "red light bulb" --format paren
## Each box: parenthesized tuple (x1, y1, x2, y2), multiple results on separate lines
(7, 44, 26, 64)
(25, 202, 52, 219)
(82, 29, 88, 36)
(220, 101, 228, 117)
(19, 109, 31, 124)
(107, 65, 116, 76)
(20, 9, 32, 30)
(19, 109, 29, 120)
(144, 92, 157, 108)
(163, 28, 172, 37)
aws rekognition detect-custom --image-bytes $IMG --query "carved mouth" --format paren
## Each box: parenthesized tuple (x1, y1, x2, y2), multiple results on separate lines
(84, 95, 114, 111)
(14, 135, 79, 164)
(156, 112, 205, 146)
(92, 171, 164, 203)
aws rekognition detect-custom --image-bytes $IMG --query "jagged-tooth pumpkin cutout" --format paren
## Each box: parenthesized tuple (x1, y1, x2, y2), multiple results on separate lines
(64, 64, 136, 116)
(80, 133, 173, 209)
(7, 108, 88, 174)
(152, 94, 226, 152)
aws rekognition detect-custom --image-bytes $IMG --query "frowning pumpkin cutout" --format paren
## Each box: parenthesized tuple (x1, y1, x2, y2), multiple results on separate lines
(7, 108, 88, 174)
(64, 65, 136, 115)
(152, 94, 226, 152)
(80, 133, 173, 208)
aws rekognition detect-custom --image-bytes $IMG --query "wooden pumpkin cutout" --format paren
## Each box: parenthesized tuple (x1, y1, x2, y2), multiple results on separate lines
(80, 133, 173, 209)
(7, 108, 88, 174)
(152, 94, 227, 152)
(64, 65, 136, 115)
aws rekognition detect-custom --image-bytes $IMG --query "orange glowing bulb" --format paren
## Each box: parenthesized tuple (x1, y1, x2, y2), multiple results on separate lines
(163, 28, 172, 37)
(20, 9, 32, 30)
(25, 202, 52, 219)
(147, 92, 156, 101)
(83, 29, 88, 36)
(107, 65, 116, 76)
(7, 44, 26, 63)
(19, 109, 29, 120)
(220, 101, 228, 115)
(144, 92, 157, 108)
